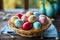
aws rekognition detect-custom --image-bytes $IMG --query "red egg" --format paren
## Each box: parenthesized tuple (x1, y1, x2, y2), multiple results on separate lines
(22, 22, 32, 30)
(16, 13, 23, 19)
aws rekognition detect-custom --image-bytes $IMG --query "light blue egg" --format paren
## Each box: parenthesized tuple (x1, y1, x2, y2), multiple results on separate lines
(53, 3, 58, 13)
(34, 12, 40, 17)
(46, 4, 54, 17)
(33, 21, 41, 30)
(14, 19, 23, 28)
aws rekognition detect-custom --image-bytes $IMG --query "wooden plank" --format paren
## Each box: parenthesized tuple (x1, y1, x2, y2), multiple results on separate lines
(0, 0, 3, 10)
(24, 0, 29, 10)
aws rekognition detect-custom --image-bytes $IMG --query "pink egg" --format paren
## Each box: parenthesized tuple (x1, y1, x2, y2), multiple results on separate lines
(39, 15, 47, 25)
(21, 15, 28, 22)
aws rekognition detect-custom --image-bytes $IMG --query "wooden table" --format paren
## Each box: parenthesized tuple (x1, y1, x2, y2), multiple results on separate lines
(0, 34, 58, 40)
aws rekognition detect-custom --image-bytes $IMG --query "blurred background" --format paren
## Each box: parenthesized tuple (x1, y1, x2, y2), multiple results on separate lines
(0, 0, 60, 40)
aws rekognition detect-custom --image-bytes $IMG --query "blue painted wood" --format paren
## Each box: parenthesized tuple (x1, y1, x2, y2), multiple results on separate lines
(53, 3, 59, 14)
(46, 4, 54, 17)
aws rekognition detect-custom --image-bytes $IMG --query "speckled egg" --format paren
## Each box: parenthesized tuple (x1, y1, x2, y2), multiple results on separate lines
(10, 16, 18, 23)
(22, 22, 32, 30)
(33, 21, 41, 30)
(21, 15, 28, 22)
(39, 15, 47, 25)
(28, 15, 37, 23)
(26, 11, 33, 17)
(14, 19, 23, 28)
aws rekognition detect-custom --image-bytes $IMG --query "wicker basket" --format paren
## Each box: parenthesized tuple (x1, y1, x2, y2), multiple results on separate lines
(8, 17, 51, 37)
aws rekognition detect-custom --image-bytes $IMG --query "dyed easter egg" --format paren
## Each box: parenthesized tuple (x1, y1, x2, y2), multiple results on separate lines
(16, 13, 23, 19)
(14, 19, 23, 28)
(28, 15, 37, 23)
(26, 11, 33, 17)
(39, 15, 47, 25)
(34, 12, 40, 17)
(21, 15, 28, 22)
(33, 21, 41, 30)
(22, 22, 32, 30)
(10, 16, 18, 23)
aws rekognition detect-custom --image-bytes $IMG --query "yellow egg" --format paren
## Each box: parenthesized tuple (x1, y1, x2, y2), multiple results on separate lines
(28, 15, 37, 23)
(10, 16, 18, 23)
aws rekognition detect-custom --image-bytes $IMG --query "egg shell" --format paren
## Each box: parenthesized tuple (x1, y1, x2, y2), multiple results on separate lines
(16, 13, 23, 19)
(26, 11, 33, 17)
(34, 12, 40, 17)
(28, 15, 37, 23)
(22, 22, 32, 30)
(39, 15, 47, 25)
(11, 16, 18, 23)
(14, 19, 23, 28)
(33, 21, 41, 30)
(39, 15, 46, 20)
(21, 15, 28, 22)
(34, 12, 40, 20)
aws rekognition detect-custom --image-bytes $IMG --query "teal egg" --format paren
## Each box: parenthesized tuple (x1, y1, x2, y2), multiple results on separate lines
(14, 19, 23, 28)
(33, 21, 41, 30)
(46, 4, 54, 17)
(34, 12, 40, 17)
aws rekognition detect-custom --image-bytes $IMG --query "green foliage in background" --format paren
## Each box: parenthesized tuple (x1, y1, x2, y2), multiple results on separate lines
(4, 0, 24, 9)
(4, 0, 41, 9)
(29, 0, 40, 8)
(4, 0, 58, 9)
